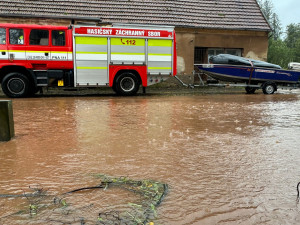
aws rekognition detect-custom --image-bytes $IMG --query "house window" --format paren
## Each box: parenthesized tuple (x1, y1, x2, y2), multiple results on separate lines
(225, 49, 242, 56)
(9, 29, 24, 45)
(194, 47, 242, 64)
(30, 29, 49, 45)
(208, 48, 242, 62)
(194, 47, 207, 64)
(0, 28, 6, 44)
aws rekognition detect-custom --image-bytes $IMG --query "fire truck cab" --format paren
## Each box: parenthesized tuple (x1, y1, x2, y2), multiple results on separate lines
(0, 23, 177, 98)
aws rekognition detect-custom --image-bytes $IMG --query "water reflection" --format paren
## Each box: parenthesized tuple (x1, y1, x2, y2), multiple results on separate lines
(0, 92, 300, 224)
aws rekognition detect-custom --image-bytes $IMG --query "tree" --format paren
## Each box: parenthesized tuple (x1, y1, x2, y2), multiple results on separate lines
(284, 24, 300, 63)
(285, 23, 300, 48)
(257, 0, 300, 66)
(268, 39, 292, 67)
(257, 0, 282, 40)
(270, 13, 282, 40)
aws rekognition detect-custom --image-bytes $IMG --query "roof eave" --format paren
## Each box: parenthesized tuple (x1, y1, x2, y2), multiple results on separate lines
(175, 24, 271, 32)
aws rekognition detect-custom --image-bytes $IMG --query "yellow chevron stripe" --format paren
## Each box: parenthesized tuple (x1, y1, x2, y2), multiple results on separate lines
(111, 38, 145, 46)
(148, 39, 172, 47)
(76, 37, 107, 45)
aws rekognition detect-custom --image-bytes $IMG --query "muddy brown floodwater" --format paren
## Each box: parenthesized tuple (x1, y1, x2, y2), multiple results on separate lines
(1, 89, 300, 224)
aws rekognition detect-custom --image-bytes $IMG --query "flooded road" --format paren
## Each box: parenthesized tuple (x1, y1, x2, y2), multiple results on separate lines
(1, 90, 300, 224)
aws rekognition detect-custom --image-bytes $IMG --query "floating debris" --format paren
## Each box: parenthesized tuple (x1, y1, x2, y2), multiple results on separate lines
(0, 174, 168, 225)
(94, 174, 168, 224)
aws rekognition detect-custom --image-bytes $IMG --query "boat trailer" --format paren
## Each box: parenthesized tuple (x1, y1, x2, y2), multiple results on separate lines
(174, 71, 300, 94)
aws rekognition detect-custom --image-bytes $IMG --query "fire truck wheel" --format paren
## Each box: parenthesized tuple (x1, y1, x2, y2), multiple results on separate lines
(112, 84, 117, 93)
(115, 72, 140, 96)
(28, 84, 39, 96)
(1, 72, 29, 98)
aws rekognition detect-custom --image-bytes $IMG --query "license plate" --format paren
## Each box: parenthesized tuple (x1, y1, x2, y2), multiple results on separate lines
(58, 80, 64, 86)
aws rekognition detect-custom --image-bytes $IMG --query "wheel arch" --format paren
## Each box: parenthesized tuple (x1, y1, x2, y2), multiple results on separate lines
(109, 65, 147, 88)
(113, 69, 142, 88)
(0, 66, 35, 85)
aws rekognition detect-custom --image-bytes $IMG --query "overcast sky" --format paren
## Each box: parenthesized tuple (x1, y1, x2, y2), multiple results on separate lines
(272, 0, 300, 30)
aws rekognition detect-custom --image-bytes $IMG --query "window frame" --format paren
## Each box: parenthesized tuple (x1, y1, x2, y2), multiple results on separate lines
(52, 30, 66, 47)
(0, 28, 6, 45)
(9, 28, 24, 45)
(29, 29, 50, 46)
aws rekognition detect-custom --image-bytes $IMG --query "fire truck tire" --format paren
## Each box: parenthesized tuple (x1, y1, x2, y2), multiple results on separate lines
(1, 72, 30, 98)
(115, 72, 140, 96)
(28, 84, 39, 96)
(112, 84, 117, 93)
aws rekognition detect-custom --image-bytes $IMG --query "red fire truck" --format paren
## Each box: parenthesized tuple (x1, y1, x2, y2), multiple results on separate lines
(0, 23, 177, 97)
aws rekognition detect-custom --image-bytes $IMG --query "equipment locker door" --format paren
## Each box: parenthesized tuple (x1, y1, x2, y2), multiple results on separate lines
(110, 38, 145, 65)
(147, 39, 173, 75)
(74, 36, 108, 86)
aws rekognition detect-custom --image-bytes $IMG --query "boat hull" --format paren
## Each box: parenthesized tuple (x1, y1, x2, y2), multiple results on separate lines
(196, 64, 300, 84)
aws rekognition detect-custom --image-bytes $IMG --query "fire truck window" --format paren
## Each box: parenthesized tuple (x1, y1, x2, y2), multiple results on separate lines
(52, 30, 65, 46)
(29, 29, 49, 46)
(0, 28, 6, 44)
(9, 29, 24, 45)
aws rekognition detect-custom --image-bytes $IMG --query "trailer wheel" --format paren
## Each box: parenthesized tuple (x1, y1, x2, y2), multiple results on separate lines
(115, 72, 140, 96)
(262, 82, 277, 95)
(1, 72, 29, 98)
(245, 86, 257, 94)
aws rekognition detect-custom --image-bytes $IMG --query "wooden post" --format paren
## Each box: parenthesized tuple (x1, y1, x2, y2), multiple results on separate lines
(0, 100, 15, 142)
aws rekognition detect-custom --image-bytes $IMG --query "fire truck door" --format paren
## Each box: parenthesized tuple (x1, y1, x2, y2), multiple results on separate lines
(74, 36, 108, 86)
(24, 29, 53, 67)
(7, 28, 26, 63)
(0, 28, 8, 62)
(50, 30, 70, 69)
